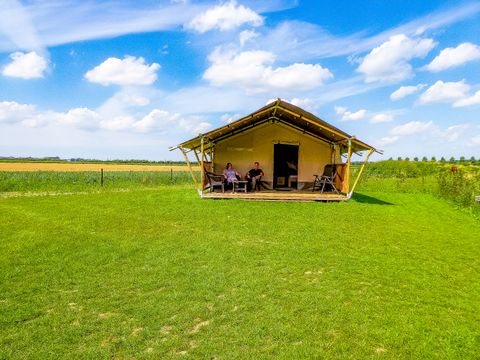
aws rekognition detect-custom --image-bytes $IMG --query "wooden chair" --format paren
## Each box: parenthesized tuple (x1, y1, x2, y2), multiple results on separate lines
(205, 172, 225, 193)
(312, 165, 339, 194)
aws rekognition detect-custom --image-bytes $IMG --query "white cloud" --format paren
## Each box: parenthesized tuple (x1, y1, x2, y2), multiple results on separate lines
(203, 49, 333, 93)
(58, 108, 102, 130)
(357, 34, 436, 83)
(85, 56, 160, 86)
(0, 0, 43, 52)
(0, 1, 204, 53)
(378, 136, 399, 145)
(221, 113, 242, 123)
(390, 120, 433, 136)
(99, 116, 135, 131)
(0, 100, 35, 122)
(335, 106, 366, 121)
(179, 116, 212, 134)
(419, 80, 470, 104)
(132, 109, 180, 133)
(187, 0, 263, 33)
(471, 135, 480, 146)
(453, 90, 480, 107)
(22, 113, 51, 128)
(250, 2, 480, 65)
(0, 98, 211, 136)
(129, 110, 211, 135)
(370, 113, 394, 123)
(290, 98, 316, 112)
(425, 42, 480, 72)
(390, 84, 427, 101)
(2, 51, 48, 79)
(239, 30, 259, 47)
(441, 124, 469, 142)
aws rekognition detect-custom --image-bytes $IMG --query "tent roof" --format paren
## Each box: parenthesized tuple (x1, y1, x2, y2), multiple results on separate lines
(172, 99, 379, 153)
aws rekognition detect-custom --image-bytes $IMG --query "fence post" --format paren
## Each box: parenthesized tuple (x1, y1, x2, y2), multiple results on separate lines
(170, 168, 173, 181)
(101, 168, 104, 186)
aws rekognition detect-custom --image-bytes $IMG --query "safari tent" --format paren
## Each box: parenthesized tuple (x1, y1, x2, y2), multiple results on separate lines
(171, 99, 379, 201)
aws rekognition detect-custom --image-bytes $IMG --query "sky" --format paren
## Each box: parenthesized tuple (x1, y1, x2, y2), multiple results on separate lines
(0, 0, 480, 161)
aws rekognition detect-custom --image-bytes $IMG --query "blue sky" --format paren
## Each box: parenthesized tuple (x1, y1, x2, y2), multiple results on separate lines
(1, 0, 480, 161)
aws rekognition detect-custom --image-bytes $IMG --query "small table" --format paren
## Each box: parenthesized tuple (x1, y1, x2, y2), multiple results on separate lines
(233, 180, 248, 193)
(288, 175, 298, 188)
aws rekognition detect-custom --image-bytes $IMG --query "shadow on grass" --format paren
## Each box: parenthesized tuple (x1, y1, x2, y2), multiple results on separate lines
(351, 192, 394, 205)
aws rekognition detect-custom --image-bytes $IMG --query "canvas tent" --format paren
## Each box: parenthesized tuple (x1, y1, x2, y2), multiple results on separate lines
(171, 99, 379, 201)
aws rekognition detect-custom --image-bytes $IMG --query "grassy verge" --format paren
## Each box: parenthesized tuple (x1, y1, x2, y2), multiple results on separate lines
(1, 188, 479, 358)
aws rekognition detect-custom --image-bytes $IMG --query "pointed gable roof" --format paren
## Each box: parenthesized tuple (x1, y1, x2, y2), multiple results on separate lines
(172, 99, 378, 153)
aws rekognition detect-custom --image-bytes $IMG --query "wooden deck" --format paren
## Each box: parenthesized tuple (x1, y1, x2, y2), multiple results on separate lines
(201, 189, 348, 202)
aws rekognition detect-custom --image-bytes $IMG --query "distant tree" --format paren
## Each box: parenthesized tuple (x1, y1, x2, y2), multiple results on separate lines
(388, 157, 393, 161)
(397, 156, 402, 161)
(431, 156, 437, 162)
(413, 157, 419, 162)
(422, 156, 428, 162)
(449, 157, 456, 163)
(470, 156, 476, 162)
(440, 157, 446, 163)
(405, 157, 410, 161)
(460, 156, 466, 163)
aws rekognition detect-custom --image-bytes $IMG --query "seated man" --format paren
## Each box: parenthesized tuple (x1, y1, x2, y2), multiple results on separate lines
(246, 161, 264, 191)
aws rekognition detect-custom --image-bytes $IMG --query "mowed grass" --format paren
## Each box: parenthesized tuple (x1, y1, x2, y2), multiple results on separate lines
(1, 188, 479, 359)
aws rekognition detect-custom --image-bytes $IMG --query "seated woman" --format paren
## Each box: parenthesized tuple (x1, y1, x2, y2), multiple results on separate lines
(223, 162, 241, 189)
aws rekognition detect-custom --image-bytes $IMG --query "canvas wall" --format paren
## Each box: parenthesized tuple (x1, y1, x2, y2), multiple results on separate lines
(212, 122, 342, 183)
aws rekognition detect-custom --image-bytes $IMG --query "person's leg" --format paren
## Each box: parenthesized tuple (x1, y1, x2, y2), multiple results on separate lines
(251, 176, 257, 191)
(253, 175, 262, 190)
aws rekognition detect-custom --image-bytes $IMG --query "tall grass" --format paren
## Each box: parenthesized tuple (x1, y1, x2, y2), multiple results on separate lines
(0, 171, 195, 193)
(356, 161, 480, 216)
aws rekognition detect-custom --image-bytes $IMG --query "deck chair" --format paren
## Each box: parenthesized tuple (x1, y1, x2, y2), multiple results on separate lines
(312, 164, 339, 194)
(205, 172, 225, 193)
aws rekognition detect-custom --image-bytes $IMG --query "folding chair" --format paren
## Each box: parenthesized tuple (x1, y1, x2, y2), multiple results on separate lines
(312, 164, 339, 194)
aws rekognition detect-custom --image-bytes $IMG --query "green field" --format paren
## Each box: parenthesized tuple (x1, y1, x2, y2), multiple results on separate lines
(1, 176, 479, 358)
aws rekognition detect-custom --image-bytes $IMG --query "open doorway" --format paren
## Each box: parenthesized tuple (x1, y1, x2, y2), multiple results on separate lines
(273, 144, 299, 189)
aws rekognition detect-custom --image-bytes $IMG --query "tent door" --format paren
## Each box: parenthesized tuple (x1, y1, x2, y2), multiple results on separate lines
(273, 144, 299, 189)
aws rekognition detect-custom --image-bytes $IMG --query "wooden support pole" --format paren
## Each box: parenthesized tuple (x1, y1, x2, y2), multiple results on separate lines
(348, 148, 374, 197)
(345, 138, 352, 194)
(193, 149, 201, 165)
(210, 145, 215, 173)
(180, 147, 198, 188)
(200, 137, 205, 194)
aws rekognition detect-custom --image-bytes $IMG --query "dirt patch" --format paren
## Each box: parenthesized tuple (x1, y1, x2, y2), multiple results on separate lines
(188, 319, 211, 334)
(98, 312, 116, 319)
(101, 336, 117, 347)
(161, 325, 172, 335)
(131, 327, 143, 336)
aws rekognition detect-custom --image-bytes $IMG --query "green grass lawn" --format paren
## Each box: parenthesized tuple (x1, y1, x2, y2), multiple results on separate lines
(1, 187, 479, 359)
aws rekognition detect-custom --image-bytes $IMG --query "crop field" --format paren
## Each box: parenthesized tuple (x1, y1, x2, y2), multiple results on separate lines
(0, 162, 199, 172)
(0, 161, 479, 358)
